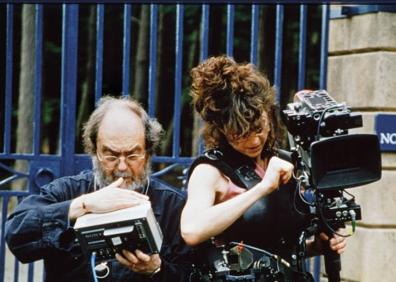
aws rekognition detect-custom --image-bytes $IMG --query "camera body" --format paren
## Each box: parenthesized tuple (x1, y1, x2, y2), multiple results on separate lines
(282, 90, 362, 150)
(282, 89, 382, 233)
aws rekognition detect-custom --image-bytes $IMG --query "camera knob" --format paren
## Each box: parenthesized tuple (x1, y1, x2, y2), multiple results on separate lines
(95, 262, 110, 279)
(336, 211, 342, 217)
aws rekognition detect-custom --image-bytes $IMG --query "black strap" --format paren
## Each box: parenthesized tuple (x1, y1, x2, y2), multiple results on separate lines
(187, 147, 293, 190)
(187, 149, 250, 189)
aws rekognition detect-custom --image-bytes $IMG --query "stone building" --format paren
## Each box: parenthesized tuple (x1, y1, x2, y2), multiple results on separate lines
(327, 6, 396, 282)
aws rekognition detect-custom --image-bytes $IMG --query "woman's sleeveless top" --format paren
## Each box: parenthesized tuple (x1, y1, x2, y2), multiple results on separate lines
(214, 162, 309, 261)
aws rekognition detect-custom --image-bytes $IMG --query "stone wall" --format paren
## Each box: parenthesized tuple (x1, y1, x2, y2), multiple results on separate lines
(327, 9, 396, 282)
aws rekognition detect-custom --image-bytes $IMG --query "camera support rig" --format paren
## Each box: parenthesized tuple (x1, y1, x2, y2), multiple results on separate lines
(282, 90, 381, 282)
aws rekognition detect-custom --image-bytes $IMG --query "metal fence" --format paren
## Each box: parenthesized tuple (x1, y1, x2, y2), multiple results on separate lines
(0, 3, 330, 281)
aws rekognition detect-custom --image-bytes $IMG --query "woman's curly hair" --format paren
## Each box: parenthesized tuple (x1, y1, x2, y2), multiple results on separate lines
(190, 56, 280, 155)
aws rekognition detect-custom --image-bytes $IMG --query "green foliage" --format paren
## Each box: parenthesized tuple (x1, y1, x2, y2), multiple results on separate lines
(45, 41, 61, 54)
(2, 4, 322, 157)
(42, 100, 58, 125)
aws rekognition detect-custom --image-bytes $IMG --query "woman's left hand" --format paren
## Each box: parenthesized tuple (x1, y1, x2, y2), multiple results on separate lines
(307, 229, 347, 256)
(317, 230, 347, 254)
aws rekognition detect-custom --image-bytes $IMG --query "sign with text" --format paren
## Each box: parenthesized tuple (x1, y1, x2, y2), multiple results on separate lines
(375, 114, 396, 152)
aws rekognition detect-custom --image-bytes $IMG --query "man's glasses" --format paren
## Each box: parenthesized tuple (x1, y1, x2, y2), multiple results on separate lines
(97, 151, 146, 168)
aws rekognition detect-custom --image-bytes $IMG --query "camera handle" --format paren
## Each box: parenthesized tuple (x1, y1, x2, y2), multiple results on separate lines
(297, 221, 342, 282)
(321, 216, 343, 282)
(319, 192, 344, 282)
(323, 243, 341, 282)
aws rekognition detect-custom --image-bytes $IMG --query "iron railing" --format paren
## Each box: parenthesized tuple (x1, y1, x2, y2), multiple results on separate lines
(0, 3, 331, 281)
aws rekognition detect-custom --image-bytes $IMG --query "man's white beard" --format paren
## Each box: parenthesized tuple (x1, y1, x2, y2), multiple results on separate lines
(92, 156, 150, 191)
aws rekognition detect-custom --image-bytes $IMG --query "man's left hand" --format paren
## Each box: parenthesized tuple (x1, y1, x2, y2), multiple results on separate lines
(116, 249, 161, 275)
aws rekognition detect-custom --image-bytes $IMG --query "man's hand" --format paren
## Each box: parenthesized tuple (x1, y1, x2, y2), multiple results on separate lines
(115, 249, 161, 275)
(69, 178, 149, 220)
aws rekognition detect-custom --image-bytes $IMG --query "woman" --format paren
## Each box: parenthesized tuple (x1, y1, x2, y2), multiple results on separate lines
(180, 56, 346, 280)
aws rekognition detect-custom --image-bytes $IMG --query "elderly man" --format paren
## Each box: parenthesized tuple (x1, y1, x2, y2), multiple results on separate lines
(6, 96, 193, 281)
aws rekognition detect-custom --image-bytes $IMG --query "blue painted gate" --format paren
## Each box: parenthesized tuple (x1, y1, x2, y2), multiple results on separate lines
(0, 3, 332, 281)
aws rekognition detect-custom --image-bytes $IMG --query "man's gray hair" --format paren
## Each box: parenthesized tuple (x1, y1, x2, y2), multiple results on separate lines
(82, 96, 163, 157)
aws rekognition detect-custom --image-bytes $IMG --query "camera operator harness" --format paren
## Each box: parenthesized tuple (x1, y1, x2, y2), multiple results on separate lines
(187, 145, 314, 282)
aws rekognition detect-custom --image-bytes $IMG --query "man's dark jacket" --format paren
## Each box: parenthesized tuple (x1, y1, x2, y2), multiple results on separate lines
(5, 171, 193, 281)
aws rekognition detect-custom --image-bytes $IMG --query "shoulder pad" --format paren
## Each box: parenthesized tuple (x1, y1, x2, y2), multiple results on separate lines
(186, 148, 227, 183)
(186, 148, 258, 189)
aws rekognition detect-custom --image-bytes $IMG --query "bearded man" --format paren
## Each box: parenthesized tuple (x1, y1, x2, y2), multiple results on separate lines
(5, 96, 193, 281)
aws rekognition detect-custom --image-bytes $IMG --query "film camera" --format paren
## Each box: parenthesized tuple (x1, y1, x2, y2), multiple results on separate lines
(282, 89, 382, 281)
(282, 89, 381, 190)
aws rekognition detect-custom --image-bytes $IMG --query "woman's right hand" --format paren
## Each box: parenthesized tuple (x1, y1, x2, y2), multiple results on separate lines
(259, 156, 294, 195)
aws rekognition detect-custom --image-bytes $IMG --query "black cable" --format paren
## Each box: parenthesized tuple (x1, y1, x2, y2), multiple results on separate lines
(297, 181, 314, 206)
(293, 182, 310, 216)
(292, 172, 314, 206)
(317, 203, 351, 238)
(315, 105, 340, 140)
(343, 189, 356, 200)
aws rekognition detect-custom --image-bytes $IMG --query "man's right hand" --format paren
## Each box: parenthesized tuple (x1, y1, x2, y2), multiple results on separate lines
(68, 178, 149, 220)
